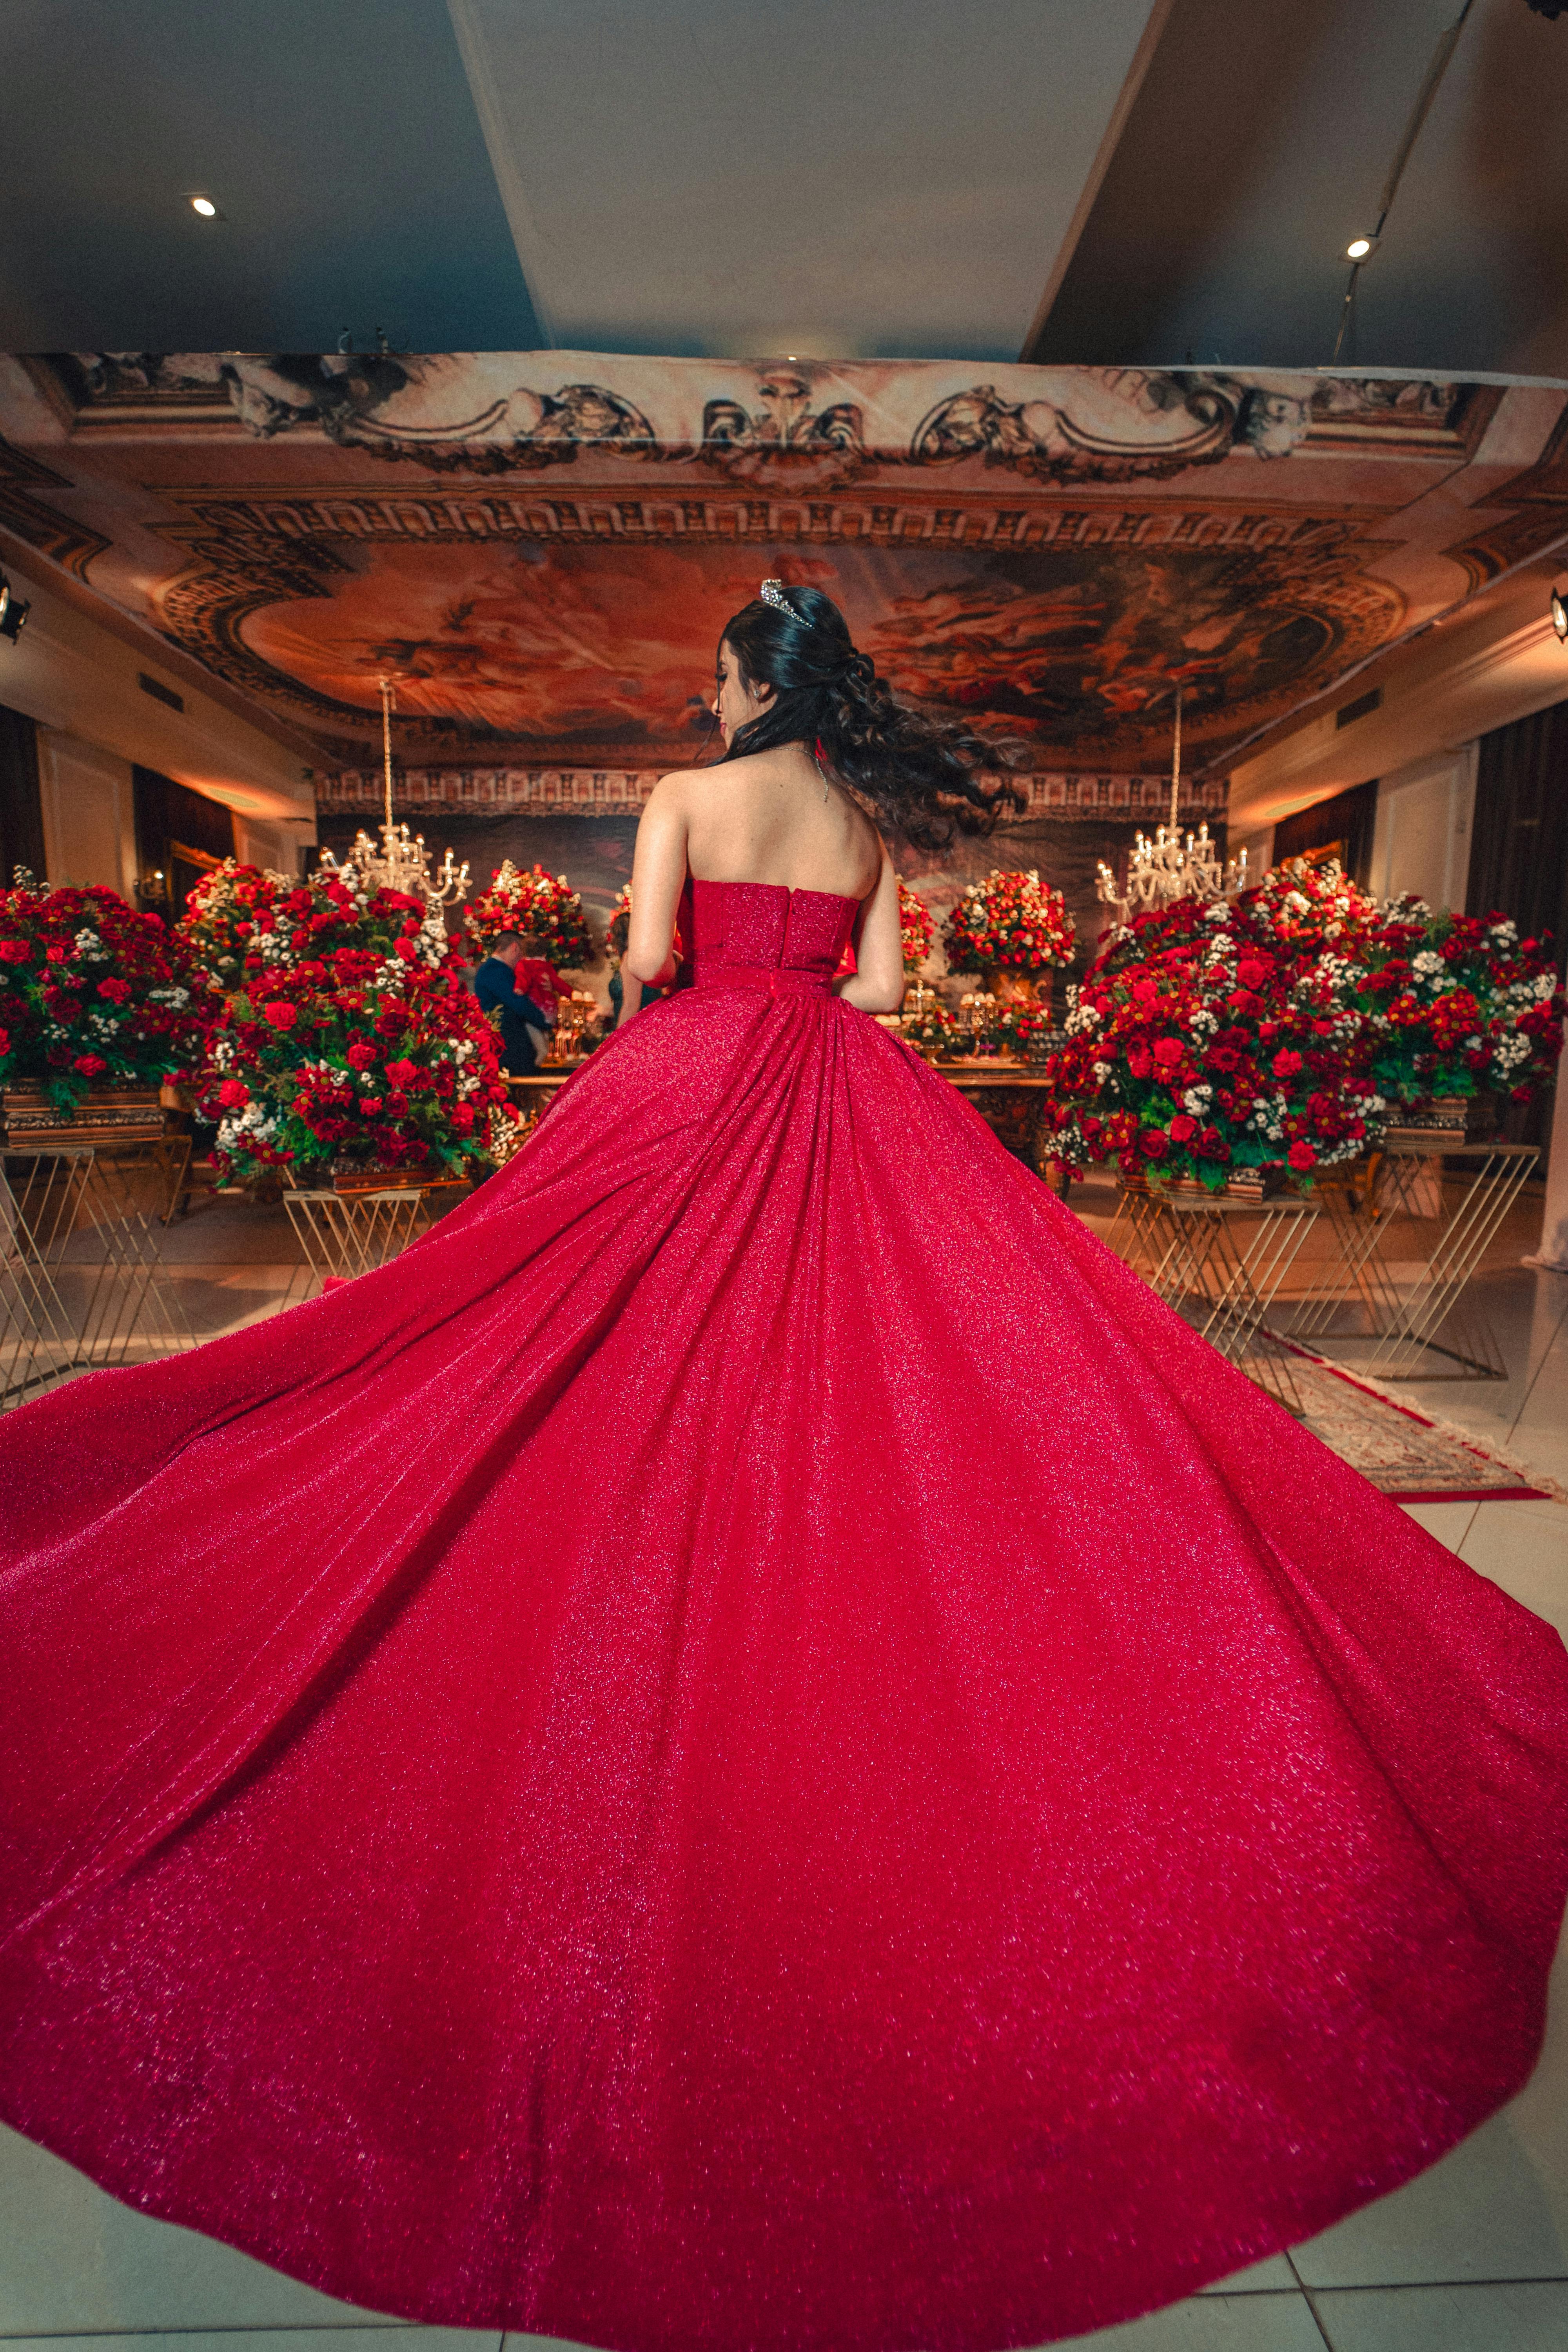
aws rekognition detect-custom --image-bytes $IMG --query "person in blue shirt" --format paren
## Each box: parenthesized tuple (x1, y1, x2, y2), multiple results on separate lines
(473, 931, 553, 1074)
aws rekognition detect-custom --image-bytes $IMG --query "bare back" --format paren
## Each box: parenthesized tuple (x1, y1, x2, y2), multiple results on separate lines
(681, 744, 883, 901)
(624, 742, 905, 1014)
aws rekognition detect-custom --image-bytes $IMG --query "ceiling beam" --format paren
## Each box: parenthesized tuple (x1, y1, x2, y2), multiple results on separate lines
(445, 0, 558, 345)
(1018, 0, 1175, 364)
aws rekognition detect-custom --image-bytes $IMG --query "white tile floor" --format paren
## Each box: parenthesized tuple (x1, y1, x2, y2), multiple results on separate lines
(5, 1229, 1568, 2350)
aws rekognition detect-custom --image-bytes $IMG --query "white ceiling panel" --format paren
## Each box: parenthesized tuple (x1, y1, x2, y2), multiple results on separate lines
(446, 0, 1165, 357)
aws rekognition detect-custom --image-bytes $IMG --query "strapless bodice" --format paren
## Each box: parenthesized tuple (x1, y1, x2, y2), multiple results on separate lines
(687, 877, 858, 993)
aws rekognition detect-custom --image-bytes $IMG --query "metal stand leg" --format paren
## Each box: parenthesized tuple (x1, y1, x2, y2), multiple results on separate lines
(1137, 1193, 1321, 1415)
(282, 1189, 427, 1304)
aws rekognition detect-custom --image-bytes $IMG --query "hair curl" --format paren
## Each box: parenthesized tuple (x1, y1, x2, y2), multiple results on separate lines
(715, 584, 1025, 851)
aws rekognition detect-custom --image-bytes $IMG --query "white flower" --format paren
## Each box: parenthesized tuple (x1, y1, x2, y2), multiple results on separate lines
(1413, 952, 1441, 978)
(1183, 1085, 1214, 1113)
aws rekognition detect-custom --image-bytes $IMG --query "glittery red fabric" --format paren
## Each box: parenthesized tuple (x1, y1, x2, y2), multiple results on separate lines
(2, 879, 1567, 2352)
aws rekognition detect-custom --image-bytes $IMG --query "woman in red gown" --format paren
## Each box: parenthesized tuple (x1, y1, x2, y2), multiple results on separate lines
(2, 583, 1566, 2352)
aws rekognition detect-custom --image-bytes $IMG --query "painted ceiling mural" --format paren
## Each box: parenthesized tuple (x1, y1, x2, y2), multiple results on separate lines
(2, 352, 1567, 792)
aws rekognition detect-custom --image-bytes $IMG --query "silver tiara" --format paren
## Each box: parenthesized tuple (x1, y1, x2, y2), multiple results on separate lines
(758, 578, 796, 617)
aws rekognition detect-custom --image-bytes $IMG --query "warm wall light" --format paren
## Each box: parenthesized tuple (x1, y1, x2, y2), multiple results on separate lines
(1552, 584, 1568, 644)
(1346, 235, 1376, 261)
(190, 195, 217, 217)
(0, 572, 29, 643)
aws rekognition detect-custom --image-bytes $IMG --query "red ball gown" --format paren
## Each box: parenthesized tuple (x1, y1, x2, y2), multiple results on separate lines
(2, 878, 1567, 2352)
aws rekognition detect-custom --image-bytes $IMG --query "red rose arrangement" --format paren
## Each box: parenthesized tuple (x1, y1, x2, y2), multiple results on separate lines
(468, 861, 593, 969)
(0, 880, 220, 1111)
(1302, 897, 1563, 1110)
(898, 881, 936, 974)
(1045, 868, 1389, 1190)
(198, 953, 508, 1183)
(943, 868, 1075, 976)
(180, 859, 450, 987)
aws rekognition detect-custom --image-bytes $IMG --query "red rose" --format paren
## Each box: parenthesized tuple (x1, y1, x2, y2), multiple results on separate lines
(217, 1078, 250, 1108)
(1126, 1047, 1152, 1079)
(1287, 1140, 1317, 1172)
(1169, 1113, 1198, 1142)
(450, 1103, 475, 1133)
(96, 976, 132, 1004)
(1271, 1049, 1304, 1077)
(44, 943, 69, 963)
(1236, 957, 1272, 989)
(346, 1041, 377, 1070)
(360, 1096, 383, 1115)
(0, 1027, 8, 1056)
(1138, 1128, 1169, 1159)
(1196, 1127, 1229, 1160)
(1152, 1038, 1184, 1069)
(393, 938, 417, 961)
(73, 1053, 108, 1075)
(263, 1001, 298, 1029)
(382, 1090, 410, 1117)
(0, 940, 31, 964)
(384, 1058, 418, 1086)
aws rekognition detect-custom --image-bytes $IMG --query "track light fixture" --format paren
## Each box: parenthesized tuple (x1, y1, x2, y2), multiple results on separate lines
(1552, 583, 1568, 644)
(0, 572, 30, 644)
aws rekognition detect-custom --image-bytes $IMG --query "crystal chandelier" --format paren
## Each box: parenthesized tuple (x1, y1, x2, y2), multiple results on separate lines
(318, 679, 470, 912)
(1095, 687, 1248, 927)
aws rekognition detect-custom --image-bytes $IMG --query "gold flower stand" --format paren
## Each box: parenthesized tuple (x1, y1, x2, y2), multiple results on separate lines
(1271, 1136, 1540, 1381)
(281, 1185, 431, 1305)
(1114, 1181, 1321, 1415)
(0, 1139, 198, 1408)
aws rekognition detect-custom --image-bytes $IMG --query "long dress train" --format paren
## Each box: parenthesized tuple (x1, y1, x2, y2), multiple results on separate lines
(2, 879, 1566, 2352)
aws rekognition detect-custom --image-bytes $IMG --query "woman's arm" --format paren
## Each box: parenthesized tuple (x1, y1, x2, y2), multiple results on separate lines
(625, 778, 689, 989)
(836, 851, 904, 1014)
(618, 972, 647, 1024)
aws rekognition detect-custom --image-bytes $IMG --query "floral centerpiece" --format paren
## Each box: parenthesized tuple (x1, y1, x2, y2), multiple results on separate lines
(1045, 890, 1385, 1192)
(199, 953, 509, 1183)
(898, 881, 935, 974)
(902, 1001, 965, 1062)
(971, 1002, 1054, 1062)
(468, 861, 594, 968)
(1311, 899, 1563, 1119)
(180, 860, 449, 987)
(944, 867, 1076, 975)
(943, 868, 1075, 1010)
(0, 880, 219, 1112)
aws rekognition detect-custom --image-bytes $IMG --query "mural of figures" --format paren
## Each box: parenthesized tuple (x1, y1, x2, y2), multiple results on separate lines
(242, 536, 1391, 776)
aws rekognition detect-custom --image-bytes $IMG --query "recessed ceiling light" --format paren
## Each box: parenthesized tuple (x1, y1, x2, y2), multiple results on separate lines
(191, 195, 217, 217)
(1552, 584, 1568, 644)
(1346, 235, 1375, 261)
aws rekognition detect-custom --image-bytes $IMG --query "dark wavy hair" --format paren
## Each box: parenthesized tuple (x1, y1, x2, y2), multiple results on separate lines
(715, 583, 1025, 850)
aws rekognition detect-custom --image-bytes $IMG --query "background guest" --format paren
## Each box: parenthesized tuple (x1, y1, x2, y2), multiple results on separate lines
(474, 929, 553, 1074)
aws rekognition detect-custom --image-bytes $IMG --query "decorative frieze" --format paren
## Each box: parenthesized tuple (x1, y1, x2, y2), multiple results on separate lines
(318, 766, 1229, 822)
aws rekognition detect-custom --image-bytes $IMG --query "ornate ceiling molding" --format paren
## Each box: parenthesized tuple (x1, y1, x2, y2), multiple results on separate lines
(0, 435, 111, 580)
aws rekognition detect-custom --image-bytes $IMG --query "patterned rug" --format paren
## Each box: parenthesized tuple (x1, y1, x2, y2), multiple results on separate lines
(1284, 1348, 1561, 1503)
